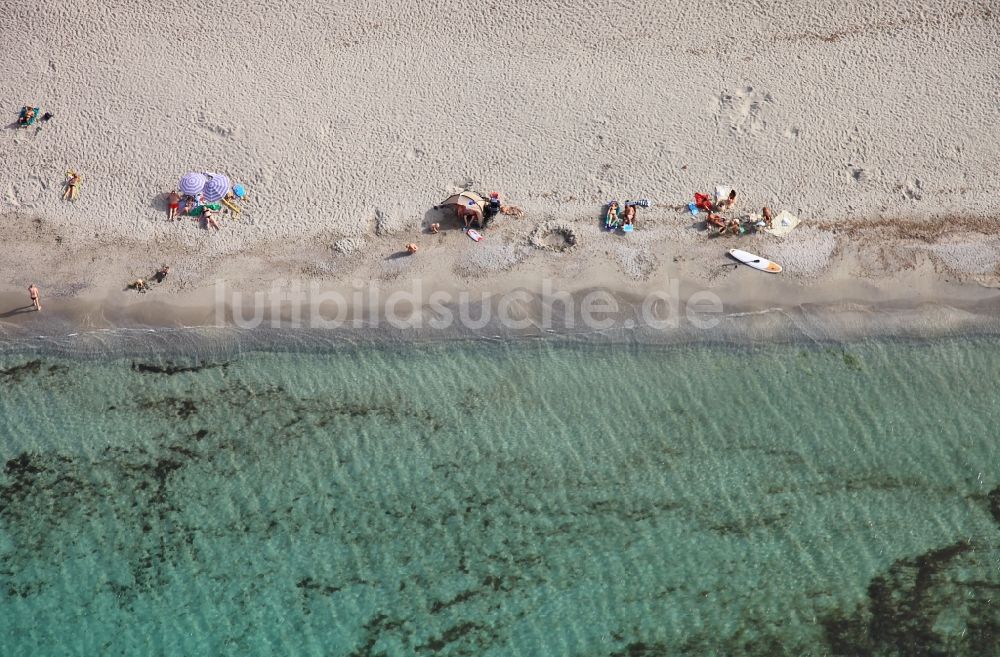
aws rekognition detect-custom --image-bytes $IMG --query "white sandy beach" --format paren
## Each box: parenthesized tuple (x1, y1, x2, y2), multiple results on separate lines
(2, 0, 1000, 330)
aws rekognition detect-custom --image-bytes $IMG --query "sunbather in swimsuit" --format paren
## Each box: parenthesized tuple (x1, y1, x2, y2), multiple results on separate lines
(168, 191, 181, 221)
(706, 212, 726, 231)
(605, 202, 621, 229)
(622, 205, 636, 228)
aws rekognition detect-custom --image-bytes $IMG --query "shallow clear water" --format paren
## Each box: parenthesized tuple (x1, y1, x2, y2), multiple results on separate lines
(0, 338, 998, 656)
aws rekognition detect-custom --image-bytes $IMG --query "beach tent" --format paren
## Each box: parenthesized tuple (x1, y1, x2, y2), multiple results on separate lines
(440, 191, 485, 224)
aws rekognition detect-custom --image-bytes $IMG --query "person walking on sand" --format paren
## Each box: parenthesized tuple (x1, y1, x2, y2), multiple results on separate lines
(28, 284, 41, 311)
(406, 243, 419, 255)
(154, 265, 170, 283)
(168, 190, 181, 221)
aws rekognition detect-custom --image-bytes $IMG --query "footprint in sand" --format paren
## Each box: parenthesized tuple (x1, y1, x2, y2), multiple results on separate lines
(404, 147, 426, 163)
(195, 110, 241, 140)
(847, 164, 870, 184)
(6, 176, 47, 207)
(450, 177, 475, 192)
(716, 86, 774, 136)
(903, 178, 924, 200)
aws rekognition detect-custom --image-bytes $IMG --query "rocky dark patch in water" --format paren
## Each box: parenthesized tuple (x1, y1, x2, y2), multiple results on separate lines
(820, 539, 1000, 656)
(0, 360, 67, 384)
(416, 621, 488, 653)
(296, 576, 341, 596)
(610, 642, 670, 657)
(136, 396, 200, 419)
(130, 361, 229, 375)
(987, 485, 1000, 526)
(348, 613, 406, 657)
(429, 587, 481, 614)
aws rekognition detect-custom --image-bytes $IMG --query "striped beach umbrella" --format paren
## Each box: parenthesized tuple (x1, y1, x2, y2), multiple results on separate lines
(179, 172, 207, 196)
(201, 173, 231, 203)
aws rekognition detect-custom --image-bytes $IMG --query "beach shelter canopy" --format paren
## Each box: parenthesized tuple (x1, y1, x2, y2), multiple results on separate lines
(202, 173, 231, 203)
(179, 172, 207, 196)
(441, 191, 485, 221)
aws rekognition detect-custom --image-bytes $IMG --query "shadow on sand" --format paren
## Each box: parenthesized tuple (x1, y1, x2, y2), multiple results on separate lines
(0, 305, 38, 319)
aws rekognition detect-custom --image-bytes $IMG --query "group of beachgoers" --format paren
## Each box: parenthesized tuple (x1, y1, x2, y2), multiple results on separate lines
(167, 187, 246, 231)
(692, 188, 776, 237)
(604, 199, 651, 233)
(404, 191, 516, 254)
(128, 266, 171, 294)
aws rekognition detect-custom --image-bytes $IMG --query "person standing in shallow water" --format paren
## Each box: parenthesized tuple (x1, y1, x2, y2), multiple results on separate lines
(28, 284, 41, 311)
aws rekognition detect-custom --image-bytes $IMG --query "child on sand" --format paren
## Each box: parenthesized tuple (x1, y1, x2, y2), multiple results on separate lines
(406, 243, 419, 254)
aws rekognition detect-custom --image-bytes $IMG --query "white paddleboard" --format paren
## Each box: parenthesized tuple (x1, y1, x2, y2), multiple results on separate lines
(728, 249, 782, 273)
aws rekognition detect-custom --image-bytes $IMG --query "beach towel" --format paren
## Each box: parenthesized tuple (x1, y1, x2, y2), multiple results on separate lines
(694, 192, 713, 212)
(763, 211, 800, 237)
(715, 185, 732, 203)
(688, 202, 700, 216)
(467, 229, 484, 242)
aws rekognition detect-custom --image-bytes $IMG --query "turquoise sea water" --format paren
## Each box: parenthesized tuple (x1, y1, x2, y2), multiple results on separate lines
(0, 337, 998, 656)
